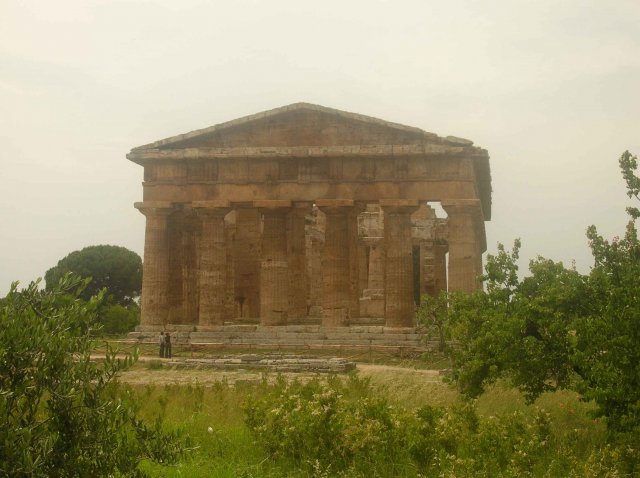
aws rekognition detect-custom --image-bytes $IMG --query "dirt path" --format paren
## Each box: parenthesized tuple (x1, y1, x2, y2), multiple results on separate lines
(357, 363, 442, 377)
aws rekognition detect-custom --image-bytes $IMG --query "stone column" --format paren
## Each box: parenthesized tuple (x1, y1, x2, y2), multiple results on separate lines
(442, 199, 484, 293)
(420, 240, 436, 297)
(165, 212, 185, 325)
(367, 237, 385, 291)
(194, 201, 231, 328)
(317, 199, 353, 327)
(348, 204, 365, 319)
(434, 243, 448, 293)
(233, 208, 261, 318)
(381, 200, 419, 327)
(224, 216, 236, 320)
(181, 211, 199, 325)
(257, 200, 291, 326)
(359, 236, 385, 317)
(306, 206, 325, 317)
(135, 201, 174, 328)
(289, 202, 311, 319)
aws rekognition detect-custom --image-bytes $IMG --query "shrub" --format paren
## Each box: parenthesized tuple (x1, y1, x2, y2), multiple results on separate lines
(98, 302, 140, 335)
(245, 376, 407, 474)
(407, 403, 551, 477)
(245, 375, 564, 477)
(0, 274, 186, 477)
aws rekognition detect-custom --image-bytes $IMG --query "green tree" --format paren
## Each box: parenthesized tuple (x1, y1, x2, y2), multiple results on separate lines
(45, 245, 142, 306)
(443, 244, 588, 402)
(100, 302, 141, 335)
(443, 151, 640, 439)
(576, 151, 640, 433)
(619, 150, 640, 219)
(416, 290, 450, 352)
(0, 274, 185, 477)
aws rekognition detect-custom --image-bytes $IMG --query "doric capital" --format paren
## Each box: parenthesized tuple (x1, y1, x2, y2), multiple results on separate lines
(441, 199, 486, 252)
(379, 199, 420, 215)
(441, 199, 483, 217)
(316, 199, 354, 208)
(254, 199, 292, 215)
(253, 199, 291, 212)
(134, 201, 174, 217)
(192, 200, 231, 217)
(316, 199, 354, 215)
(293, 201, 314, 210)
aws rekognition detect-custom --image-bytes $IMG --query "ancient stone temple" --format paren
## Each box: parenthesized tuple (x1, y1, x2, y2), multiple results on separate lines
(128, 103, 491, 342)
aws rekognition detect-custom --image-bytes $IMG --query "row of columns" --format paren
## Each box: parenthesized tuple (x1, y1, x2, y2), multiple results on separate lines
(136, 199, 483, 329)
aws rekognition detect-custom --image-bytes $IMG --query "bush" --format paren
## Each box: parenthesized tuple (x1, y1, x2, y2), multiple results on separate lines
(0, 274, 186, 477)
(244, 375, 575, 477)
(245, 376, 408, 475)
(98, 302, 140, 335)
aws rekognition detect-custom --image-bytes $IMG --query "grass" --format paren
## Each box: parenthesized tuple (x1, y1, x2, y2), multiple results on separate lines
(134, 380, 302, 477)
(114, 356, 614, 477)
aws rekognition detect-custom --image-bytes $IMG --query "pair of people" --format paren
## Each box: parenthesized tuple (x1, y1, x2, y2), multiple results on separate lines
(158, 331, 172, 358)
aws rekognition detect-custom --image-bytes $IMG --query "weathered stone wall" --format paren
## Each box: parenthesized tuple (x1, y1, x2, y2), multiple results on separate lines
(130, 103, 490, 331)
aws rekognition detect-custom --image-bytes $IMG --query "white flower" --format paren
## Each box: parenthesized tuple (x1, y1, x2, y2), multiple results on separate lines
(207, 427, 213, 433)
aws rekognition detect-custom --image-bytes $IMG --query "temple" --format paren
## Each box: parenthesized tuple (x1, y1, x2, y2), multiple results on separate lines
(128, 103, 491, 340)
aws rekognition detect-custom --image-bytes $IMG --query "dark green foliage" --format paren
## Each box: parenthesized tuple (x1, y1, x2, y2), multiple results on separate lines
(436, 151, 640, 453)
(579, 222, 640, 436)
(416, 290, 449, 352)
(420, 242, 588, 401)
(244, 376, 556, 477)
(245, 375, 405, 474)
(619, 150, 640, 219)
(0, 274, 185, 477)
(45, 245, 142, 305)
(99, 303, 140, 336)
(408, 404, 552, 477)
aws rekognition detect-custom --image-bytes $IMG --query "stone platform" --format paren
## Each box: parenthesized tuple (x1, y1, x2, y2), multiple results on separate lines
(162, 354, 356, 373)
(128, 324, 429, 354)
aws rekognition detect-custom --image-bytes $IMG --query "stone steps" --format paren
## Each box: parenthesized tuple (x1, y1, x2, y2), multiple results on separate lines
(127, 325, 429, 352)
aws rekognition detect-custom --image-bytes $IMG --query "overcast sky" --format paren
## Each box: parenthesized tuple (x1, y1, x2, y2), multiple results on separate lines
(1, 0, 639, 295)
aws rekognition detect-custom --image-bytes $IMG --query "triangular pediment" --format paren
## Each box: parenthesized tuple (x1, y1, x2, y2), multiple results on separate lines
(132, 103, 467, 151)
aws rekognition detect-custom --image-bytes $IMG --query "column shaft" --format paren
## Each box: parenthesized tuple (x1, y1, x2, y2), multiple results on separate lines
(306, 206, 325, 317)
(433, 243, 448, 293)
(348, 207, 364, 319)
(233, 209, 261, 318)
(224, 218, 235, 320)
(260, 208, 290, 325)
(382, 202, 419, 327)
(196, 209, 230, 327)
(288, 205, 310, 319)
(137, 204, 173, 327)
(359, 236, 385, 318)
(166, 213, 183, 324)
(181, 212, 199, 324)
(319, 204, 352, 326)
(368, 239, 385, 290)
(443, 201, 483, 293)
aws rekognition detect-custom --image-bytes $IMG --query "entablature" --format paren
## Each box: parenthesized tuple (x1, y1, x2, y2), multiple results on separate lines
(128, 103, 492, 220)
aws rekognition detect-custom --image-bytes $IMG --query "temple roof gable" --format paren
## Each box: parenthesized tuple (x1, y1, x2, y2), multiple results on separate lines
(131, 103, 474, 151)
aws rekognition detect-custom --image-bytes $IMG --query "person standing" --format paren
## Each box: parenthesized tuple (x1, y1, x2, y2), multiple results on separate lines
(159, 331, 165, 358)
(165, 333, 172, 359)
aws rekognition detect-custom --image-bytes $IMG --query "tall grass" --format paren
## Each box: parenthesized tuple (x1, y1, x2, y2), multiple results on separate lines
(125, 369, 624, 477)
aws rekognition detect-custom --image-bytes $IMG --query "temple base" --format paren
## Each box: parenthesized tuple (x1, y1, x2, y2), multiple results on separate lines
(128, 322, 430, 353)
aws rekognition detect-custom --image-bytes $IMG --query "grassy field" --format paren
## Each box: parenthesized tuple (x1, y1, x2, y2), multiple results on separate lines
(112, 356, 620, 477)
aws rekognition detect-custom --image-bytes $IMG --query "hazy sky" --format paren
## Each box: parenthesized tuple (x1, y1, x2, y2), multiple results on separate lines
(1, 0, 639, 294)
